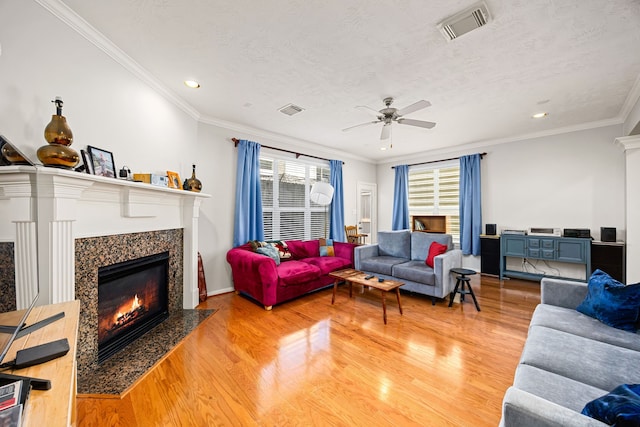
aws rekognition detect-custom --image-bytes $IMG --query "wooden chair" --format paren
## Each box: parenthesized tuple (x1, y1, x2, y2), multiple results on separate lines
(345, 225, 367, 245)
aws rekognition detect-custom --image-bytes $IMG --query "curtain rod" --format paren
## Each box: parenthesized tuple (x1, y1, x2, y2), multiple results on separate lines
(231, 138, 344, 164)
(391, 152, 486, 169)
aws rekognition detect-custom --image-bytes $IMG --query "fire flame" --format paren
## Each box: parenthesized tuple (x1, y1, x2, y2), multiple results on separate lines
(114, 294, 142, 323)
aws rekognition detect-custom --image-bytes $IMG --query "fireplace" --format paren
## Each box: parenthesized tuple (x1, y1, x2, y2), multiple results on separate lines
(97, 251, 170, 363)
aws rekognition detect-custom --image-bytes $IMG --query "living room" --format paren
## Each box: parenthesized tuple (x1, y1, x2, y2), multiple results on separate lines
(1, 0, 640, 425)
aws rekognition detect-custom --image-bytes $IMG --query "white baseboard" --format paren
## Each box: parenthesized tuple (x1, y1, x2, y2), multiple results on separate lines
(207, 286, 235, 296)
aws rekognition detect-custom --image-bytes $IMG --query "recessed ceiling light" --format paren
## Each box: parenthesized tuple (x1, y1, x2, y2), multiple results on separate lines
(184, 80, 200, 89)
(532, 112, 548, 119)
(380, 146, 387, 151)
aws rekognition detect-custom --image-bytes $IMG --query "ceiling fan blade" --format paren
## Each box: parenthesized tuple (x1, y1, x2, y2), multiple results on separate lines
(356, 105, 383, 117)
(396, 100, 431, 117)
(380, 123, 391, 140)
(342, 120, 380, 132)
(397, 118, 436, 129)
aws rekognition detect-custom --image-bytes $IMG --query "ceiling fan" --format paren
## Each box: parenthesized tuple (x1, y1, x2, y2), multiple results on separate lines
(342, 97, 436, 141)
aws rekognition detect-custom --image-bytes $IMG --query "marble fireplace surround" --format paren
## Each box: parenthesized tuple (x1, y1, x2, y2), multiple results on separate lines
(75, 229, 183, 374)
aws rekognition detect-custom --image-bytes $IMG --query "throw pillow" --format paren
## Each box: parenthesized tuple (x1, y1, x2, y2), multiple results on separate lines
(582, 384, 640, 426)
(576, 269, 640, 332)
(319, 238, 335, 257)
(256, 244, 280, 265)
(266, 240, 292, 260)
(425, 242, 448, 268)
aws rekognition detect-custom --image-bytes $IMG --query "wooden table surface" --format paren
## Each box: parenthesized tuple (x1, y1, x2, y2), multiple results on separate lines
(5, 300, 80, 427)
(330, 269, 404, 324)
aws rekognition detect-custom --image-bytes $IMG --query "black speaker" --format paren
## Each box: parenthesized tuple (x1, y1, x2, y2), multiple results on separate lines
(486, 224, 497, 235)
(601, 227, 616, 242)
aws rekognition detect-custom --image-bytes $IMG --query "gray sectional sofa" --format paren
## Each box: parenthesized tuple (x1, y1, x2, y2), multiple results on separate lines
(354, 230, 462, 303)
(501, 277, 640, 426)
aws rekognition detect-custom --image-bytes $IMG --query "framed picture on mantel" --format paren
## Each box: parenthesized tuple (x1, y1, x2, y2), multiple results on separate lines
(167, 171, 182, 189)
(87, 146, 116, 178)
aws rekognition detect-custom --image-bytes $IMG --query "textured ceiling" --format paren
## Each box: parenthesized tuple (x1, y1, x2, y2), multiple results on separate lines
(59, 0, 640, 161)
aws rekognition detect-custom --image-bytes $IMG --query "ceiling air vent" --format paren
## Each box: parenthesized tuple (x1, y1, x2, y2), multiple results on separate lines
(438, 2, 491, 41)
(278, 103, 305, 116)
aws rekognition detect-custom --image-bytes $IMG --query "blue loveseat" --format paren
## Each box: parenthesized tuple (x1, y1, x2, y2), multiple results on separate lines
(501, 277, 640, 426)
(354, 230, 462, 304)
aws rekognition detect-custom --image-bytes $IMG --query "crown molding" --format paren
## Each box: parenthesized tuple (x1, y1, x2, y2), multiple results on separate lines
(381, 117, 623, 166)
(35, 0, 201, 121)
(620, 72, 640, 122)
(615, 135, 640, 151)
(198, 115, 371, 164)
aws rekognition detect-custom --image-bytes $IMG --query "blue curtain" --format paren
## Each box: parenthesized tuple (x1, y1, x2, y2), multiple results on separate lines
(233, 140, 264, 247)
(460, 154, 482, 255)
(392, 164, 410, 230)
(329, 160, 345, 242)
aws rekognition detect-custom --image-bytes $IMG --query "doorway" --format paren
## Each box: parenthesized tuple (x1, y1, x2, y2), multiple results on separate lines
(356, 182, 377, 244)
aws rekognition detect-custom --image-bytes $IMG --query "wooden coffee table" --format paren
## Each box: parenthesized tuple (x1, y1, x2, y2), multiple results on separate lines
(329, 269, 404, 324)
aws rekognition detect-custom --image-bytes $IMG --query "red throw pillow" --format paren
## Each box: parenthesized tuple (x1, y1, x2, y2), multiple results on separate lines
(426, 242, 448, 267)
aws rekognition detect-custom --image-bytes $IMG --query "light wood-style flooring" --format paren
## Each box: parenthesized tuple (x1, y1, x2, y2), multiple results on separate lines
(77, 275, 540, 426)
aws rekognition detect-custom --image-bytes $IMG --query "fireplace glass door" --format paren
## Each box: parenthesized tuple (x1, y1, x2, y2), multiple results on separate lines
(97, 251, 169, 363)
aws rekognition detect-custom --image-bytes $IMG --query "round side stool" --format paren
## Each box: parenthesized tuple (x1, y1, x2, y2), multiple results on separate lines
(448, 267, 480, 311)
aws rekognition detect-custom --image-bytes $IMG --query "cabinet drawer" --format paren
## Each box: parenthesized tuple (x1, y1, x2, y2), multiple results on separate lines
(529, 239, 540, 248)
(542, 249, 555, 259)
(541, 239, 554, 249)
(528, 248, 540, 258)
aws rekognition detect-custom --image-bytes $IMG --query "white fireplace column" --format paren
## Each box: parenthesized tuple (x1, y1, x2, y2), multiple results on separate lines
(616, 135, 640, 283)
(0, 167, 38, 309)
(182, 197, 203, 309)
(36, 171, 93, 304)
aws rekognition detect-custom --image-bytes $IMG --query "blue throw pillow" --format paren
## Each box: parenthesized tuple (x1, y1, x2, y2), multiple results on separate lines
(576, 270, 640, 332)
(582, 384, 640, 426)
(256, 245, 280, 265)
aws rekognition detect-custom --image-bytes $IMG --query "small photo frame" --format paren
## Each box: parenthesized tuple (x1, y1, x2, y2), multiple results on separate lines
(167, 171, 182, 189)
(80, 149, 93, 175)
(87, 146, 116, 178)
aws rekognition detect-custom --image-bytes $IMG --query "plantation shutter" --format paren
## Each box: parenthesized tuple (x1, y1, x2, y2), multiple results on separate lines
(408, 164, 460, 243)
(260, 155, 330, 241)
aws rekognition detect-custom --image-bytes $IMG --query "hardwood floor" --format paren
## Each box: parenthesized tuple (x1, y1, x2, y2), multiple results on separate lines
(77, 275, 540, 426)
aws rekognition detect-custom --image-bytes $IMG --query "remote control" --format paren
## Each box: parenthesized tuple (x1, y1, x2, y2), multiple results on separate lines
(364, 275, 374, 280)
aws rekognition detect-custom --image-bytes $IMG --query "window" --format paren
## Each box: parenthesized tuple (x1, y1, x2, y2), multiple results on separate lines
(408, 161, 460, 243)
(260, 154, 330, 241)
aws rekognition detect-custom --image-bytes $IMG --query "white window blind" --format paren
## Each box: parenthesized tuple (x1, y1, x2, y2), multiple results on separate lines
(260, 155, 330, 241)
(408, 163, 460, 243)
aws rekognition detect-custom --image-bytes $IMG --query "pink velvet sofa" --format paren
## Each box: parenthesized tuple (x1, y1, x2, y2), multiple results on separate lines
(226, 239, 357, 310)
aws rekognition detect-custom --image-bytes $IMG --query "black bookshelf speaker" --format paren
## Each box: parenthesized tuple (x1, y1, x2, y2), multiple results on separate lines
(486, 224, 497, 235)
(601, 227, 616, 242)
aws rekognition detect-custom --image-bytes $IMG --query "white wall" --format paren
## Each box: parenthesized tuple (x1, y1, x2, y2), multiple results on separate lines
(376, 125, 626, 272)
(0, 1, 198, 172)
(0, 1, 379, 296)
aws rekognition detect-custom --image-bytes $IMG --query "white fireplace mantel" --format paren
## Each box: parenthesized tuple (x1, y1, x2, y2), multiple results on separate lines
(0, 165, 210, 309)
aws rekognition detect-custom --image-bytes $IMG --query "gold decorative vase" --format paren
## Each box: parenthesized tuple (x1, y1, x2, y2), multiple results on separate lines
(185, 164, 202, 192)
(1, 143, 28, 165)
(37, 97, 79, 168)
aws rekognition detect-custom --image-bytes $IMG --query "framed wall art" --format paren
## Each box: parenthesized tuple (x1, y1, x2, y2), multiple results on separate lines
(87, 146, 116, 178)
(167, 171, 182, 189)
(80, 149, 93, 174)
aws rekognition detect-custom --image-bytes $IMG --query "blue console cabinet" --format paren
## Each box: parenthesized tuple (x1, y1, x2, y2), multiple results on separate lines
(499, 234, 591, 281)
